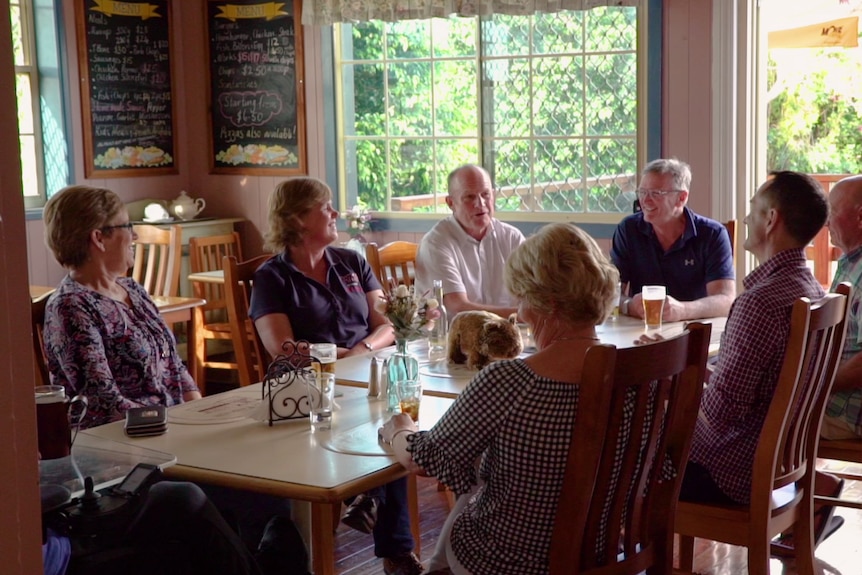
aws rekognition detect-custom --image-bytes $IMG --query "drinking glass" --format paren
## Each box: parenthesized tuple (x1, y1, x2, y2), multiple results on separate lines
(641, 285, 666, 330)
(307, 372, 335, 432)
(310, 342, 337, 376)
(396, 379, 422, 422)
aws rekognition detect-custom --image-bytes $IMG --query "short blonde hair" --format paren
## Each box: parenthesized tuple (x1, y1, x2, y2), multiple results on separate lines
(264, 177, 332, 252)
(505, 223, 619, 325)
(43, 185, 125, 269)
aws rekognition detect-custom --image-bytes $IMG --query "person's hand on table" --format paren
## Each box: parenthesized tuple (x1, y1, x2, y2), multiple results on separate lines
(662, 295, 687, 322)
(379, 413, 417, 444)
(634, 332, 666, 346)
(626, 293, 645, 319)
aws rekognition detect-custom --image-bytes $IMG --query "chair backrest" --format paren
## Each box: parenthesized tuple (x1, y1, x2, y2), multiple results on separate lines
(549, 323, 712, 575)
(723, 219, 736, 256)
(751, 283, 850, 511)
(131, 224, 182, 297)
(223, 254, 272, 387)
(189, 232, 243, 320)
(31, 291, 53, 387)
(365, 241, 418, 292)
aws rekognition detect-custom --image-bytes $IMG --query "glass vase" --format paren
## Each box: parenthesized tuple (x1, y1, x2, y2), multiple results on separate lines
(387, 338, 419, 412)
(345, 236, 367, 257)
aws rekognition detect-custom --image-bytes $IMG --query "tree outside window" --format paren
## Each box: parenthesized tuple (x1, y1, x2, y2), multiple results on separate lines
(336, 7, 640, 216)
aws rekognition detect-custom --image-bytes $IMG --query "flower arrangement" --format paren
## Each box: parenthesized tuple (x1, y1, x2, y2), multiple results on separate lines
(376, 284, 440, 341)
(342, 205, 372, 238)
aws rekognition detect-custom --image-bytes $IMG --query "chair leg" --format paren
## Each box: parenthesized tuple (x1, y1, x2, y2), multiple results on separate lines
(747, 540, 771, 575)
(678, 534, 695, 572)
(192, 309, 207, 395)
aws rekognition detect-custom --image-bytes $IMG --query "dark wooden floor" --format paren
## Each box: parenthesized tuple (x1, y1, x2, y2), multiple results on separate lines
(334, 465, 862, 575)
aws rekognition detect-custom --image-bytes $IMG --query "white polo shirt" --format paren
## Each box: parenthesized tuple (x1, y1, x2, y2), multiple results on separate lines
(415, 216, 524, 307)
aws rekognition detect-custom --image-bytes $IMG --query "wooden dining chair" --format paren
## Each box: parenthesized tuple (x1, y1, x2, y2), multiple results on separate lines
(189, 232, 244, 392)
(549, 322, 712, 575)
(675, 283, 851, 575)
(223, 254, 272, 387)
(365, 241, 418, 293)
(31, 290, 53, 387)
(131, 224, 182, 298)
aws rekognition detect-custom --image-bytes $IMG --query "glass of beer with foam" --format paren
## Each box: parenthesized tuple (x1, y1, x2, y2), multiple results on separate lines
(310, 342, 337, 375)
(641, 285, 666, 330)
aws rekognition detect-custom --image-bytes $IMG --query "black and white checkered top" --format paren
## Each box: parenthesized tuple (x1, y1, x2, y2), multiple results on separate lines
(408, 358, 581, 575)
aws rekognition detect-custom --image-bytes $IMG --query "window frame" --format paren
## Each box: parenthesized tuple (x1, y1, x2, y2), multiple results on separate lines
(13, 0, 48, 209)
(331, 3, 656, 229)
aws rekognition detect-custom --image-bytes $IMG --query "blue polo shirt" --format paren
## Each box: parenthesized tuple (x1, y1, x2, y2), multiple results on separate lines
(610, 207, 734, 300)
(249, 247, 382, 349)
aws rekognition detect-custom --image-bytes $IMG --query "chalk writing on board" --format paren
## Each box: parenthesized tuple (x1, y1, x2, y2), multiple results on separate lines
(207, 0, 305, 172)
(78, 0, 176, 175)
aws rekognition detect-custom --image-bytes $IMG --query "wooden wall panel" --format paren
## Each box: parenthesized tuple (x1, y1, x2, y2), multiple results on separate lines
(663, 0, 714, 216)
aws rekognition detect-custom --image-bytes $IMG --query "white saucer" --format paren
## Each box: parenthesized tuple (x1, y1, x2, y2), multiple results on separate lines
(142, 216, 175, 223)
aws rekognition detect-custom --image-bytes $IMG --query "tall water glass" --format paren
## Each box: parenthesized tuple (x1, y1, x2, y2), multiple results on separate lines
(307, 372, 335, 432)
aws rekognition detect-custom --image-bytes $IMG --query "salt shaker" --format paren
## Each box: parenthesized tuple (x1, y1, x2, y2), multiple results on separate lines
(368, 357, 381, 398)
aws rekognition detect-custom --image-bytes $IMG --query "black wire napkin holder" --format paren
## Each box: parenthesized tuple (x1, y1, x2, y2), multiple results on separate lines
(261, 340, 321, 426)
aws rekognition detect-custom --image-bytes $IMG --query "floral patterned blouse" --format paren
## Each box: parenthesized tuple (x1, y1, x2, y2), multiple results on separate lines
(44, 275, 198, 429)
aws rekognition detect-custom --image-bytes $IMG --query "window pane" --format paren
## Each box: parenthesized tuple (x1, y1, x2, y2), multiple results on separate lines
(433, 17, 475, 58)
(343, 63, 386, 136)
(20, 135, 39, 197)
(16, 72, 34, 132)
(433, 60, 477, 137)
(386, 20, 430, 59)
(338, 7, 639, 215)
(10, 5, 25, 66)
(387, 61, 432, 136)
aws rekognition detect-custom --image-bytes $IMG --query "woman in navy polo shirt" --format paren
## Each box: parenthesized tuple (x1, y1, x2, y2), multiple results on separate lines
(249, 177, 421, 575)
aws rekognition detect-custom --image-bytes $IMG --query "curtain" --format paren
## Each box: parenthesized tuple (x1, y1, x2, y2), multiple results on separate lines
(302, 0, 638, 26)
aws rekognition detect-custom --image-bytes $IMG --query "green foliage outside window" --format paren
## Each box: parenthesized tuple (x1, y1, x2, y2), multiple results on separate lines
(338, 7, 639, 214)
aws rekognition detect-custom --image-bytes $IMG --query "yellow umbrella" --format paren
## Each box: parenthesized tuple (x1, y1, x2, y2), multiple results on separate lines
(769, 15, 859, 48)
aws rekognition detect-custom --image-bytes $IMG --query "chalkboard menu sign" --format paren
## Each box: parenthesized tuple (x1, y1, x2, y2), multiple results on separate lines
(76, 0, 177, 177)
(206, 0, 306, 175)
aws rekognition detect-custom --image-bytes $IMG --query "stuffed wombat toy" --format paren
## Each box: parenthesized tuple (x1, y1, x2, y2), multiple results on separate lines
(447, 311, 523, 370)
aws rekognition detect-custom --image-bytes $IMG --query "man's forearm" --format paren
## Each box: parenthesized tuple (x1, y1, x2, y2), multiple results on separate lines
(679, 294, 734, 320)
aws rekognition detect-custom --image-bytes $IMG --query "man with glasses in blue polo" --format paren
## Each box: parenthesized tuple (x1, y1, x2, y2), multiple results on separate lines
(611, 158, 736, 321)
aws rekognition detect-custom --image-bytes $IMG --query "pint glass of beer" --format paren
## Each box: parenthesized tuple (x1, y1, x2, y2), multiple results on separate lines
(641, 285, 666, 330)
(310, 342, 337, 375)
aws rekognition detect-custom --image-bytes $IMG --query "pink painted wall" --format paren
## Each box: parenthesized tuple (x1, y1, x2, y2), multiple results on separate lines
(25, 0, 713, 285)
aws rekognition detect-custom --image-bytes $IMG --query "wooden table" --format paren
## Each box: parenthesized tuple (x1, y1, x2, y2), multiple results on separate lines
(82, 385, 452, 575)
(188, 269, 225, 285)
(336, 315, 727, 399)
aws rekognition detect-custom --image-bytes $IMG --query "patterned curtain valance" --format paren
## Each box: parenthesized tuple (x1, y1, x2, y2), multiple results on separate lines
(302, 0, 638, 26)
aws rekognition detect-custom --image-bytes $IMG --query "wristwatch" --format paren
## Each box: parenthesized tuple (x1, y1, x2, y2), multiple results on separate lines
(363, 341, 374, 352)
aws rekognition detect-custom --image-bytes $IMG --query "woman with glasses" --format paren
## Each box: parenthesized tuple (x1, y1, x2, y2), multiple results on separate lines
(42, 185, 201, 429)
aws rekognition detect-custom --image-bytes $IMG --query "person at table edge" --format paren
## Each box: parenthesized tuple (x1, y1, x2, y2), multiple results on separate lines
(40, 185, 307, 573)
(42, 185, 200, 429)
(414, 164, 525, 318)
(249, 177, 423, 575)
(821, 174, 862, 440)
(611, 157, 735, 321)
(674, 171, 844, 552)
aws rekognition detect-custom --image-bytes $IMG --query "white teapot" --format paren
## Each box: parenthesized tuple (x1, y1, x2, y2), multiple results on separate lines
(170, 191, 206, 220)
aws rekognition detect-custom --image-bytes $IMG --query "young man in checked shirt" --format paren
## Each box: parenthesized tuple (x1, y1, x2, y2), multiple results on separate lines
(676, 171, 844, 553)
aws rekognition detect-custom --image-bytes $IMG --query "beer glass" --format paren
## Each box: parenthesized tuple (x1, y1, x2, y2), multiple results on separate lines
(641, 285, 666, 330)
(396, 379, 422, 422)
(310, 342, 337, 376)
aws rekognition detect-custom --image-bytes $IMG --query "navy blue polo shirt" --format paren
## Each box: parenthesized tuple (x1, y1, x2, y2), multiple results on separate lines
(249, 247, 382, 349)
(610, 207, 734, 300)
